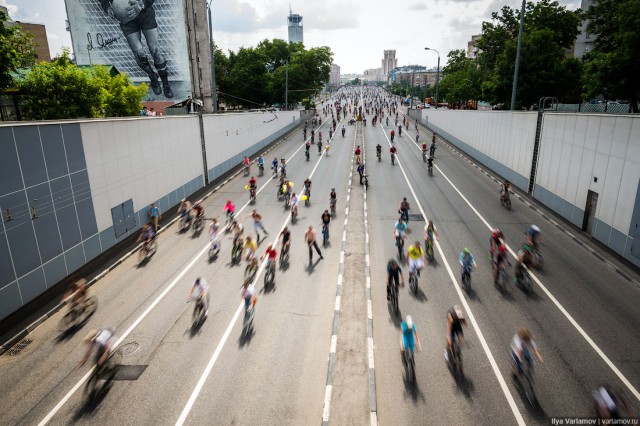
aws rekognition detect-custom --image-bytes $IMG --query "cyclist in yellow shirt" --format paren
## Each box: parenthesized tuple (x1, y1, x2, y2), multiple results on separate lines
(406, 240, 425, 282)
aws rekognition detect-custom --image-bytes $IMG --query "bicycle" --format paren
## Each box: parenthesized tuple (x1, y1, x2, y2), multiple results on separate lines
(501, 193, 512, 210)
(422, 150, 427, 162)
(84, 351, 117, 401)
(409, 269, 419, 295)
(224, 211, 234, 234)
(180, 215, 191, 232)
(264, 261, 276, 288)
(389, 281, 399, 317)
(190, 295, 207, 326)
(243, 305, 254, 337)
(446, 339, 463, 377)
(512, 352, 537, 406)
(208, 241, 220, 260)
(279, 244, 290, 268)
(192, 215, 204, 234)
(291, 205, 298, 223)
(57, 296, 98, 332)
(231, 238, 243, 263)
(249, 188, 256, 205)
(245, 258, 258, 281)
(391, 152, 396, 165)
(377, 151, 381, 161)
(404, 348, 416, 384)
(425, 239, 435, 262)
(461, 263, 472, 292)
(496, 263, 509, 293)
(428, 162, 433, 176)
(515, 264, 533, 293)
(322, 223, 330, 246)
(138, 238, 157, 263)
(330, 199, 336, 218)
(396, 235, 404, 260)
(258, 163, 264, 177)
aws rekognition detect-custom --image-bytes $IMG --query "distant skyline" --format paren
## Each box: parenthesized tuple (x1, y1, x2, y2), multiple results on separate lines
(2, 0, 582, 74)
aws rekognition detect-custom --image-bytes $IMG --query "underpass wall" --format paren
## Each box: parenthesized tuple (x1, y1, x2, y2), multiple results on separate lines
(422, 109, 640, 268)
(0, 111, 301, 321)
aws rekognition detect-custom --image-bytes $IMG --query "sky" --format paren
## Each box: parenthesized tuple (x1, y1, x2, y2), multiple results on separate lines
(2, 0, 582, 74)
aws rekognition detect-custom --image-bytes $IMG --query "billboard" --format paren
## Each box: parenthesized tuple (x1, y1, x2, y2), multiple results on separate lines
(65, 0, 192, 101)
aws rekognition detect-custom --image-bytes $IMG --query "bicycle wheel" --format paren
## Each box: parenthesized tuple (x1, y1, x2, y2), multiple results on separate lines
(410, 274, 417, 294)
(392, 287, 399, 316)
(57, 309, 75, 332)
(138, 247, 146, 263)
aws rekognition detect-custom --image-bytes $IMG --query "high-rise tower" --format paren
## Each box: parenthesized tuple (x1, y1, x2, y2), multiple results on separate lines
(288, 8, 303, 44)
(382, 50, 398, 82)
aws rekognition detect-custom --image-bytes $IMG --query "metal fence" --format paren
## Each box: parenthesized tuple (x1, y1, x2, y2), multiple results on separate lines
(555, 103, 638, 114)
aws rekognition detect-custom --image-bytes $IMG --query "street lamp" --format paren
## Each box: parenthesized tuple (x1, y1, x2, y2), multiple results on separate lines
(424, 47, 440, 109)
(285, 51, 301, 111)
(207, 0, 218, 112)
(511, 0, 526, 110)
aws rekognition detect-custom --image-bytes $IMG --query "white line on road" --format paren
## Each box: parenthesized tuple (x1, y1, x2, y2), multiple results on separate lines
(403, 122, 640, 403)
(380, 123, 527, 426)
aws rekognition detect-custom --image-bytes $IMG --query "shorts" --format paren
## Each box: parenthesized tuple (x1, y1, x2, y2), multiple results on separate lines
(120, 6, 157, 37)
(409, 258, 423, 273)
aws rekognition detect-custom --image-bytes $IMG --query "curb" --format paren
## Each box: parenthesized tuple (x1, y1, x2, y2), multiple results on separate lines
(0, 124, 302, 357)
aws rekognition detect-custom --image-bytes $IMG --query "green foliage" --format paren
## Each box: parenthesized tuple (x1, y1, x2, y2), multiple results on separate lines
(0, 11, 37, 90)
(583, 0, 640, 112)
(213, 39, 333, 109)
(448, 0, 583, 108)
(15, 49, 147, 119)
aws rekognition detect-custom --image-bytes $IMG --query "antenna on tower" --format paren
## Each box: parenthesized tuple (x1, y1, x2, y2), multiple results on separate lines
(289, 4, 292, 14)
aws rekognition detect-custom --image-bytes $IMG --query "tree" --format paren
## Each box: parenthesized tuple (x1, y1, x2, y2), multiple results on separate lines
(583, 0, 640, 112)
(0, 11, 37, 91)
(438, 49, 482, 104)
(15, 50, 147, 119)
(476, 0, 583, 108)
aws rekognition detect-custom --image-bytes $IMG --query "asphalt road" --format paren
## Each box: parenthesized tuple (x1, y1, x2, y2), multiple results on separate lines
(0, 89, 639, 426)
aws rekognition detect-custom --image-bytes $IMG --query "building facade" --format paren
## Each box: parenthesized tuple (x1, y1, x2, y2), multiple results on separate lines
(329, 64, 340, 86)
(574, 0, 596, 58)
(287, 9, 303, 44)
(184, 0, 213, 112)
(1, 6, 51, 62)
(381, 50, 397, 82)
(467, 34, 482, 59)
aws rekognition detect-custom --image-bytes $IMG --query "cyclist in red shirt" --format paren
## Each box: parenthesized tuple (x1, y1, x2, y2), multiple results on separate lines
(355, 145, 361, 164)
(262, 244, 278, 272)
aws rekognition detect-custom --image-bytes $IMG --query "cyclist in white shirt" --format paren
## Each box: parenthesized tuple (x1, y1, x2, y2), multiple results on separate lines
(188, 277, 209, 317)
(209, 218, 221, 251)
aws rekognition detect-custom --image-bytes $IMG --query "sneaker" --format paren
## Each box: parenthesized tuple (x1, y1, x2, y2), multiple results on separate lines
(149, 73, 162, 95)
(163, 84, 174, 98)
(444, 350, 449, 362)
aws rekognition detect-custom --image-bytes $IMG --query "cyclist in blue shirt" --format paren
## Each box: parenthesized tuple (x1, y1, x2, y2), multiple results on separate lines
(459, 248, 477, 281)
(399, 315, 422, 367)
(394, 217, 408, 249)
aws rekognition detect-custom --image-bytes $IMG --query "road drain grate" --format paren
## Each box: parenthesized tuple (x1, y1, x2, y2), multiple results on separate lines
(117, 342, 140, 357)
(7, 338, 33, 355)
(408, 214, 423, 222)
(112, 365, 147, 381)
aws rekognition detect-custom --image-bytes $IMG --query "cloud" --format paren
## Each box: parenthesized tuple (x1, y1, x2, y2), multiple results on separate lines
(0, 0, 19, 17)
(407, 3, 427, 10)
(212, 0, 283, 33)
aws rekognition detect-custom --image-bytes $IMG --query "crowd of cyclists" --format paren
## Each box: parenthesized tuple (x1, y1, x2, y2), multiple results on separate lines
(60, 86, 633, 419)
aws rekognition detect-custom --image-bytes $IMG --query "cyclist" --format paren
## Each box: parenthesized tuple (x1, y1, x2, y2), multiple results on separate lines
(432, 132, 437, 144)
(376, 143, 382, 159)
(341, 125, 346, 137)
(280, 227, 291, 256)
(243, 156, 251, 174)
(399, 315, 422, 368)
(137, 223, 156, 251)
(303, 178, 312, 202)
(386, 116, 389, 126)
(406, 241, 425, 282)
(271, 157, 279, 175)
(390, 129, 395, 142)
(223, 199, 235, 221)
(501, 180, 511, 202)
(248, 176, 257, 199)
(228, 219, 244, 252)
(257, 155, 265, 174)
(398, 197, 410, 222)
(394, 217, 408, 249)
(192, 201, 204, 225)
(493, 245, 511, 284)
(321, 209, 331, 237)
(386, 259, 405, 300)
(445, 305, 466, 362)
(304, 225, 323, 262)
(355, 145, 361, 164)
(459, 248, 477, 281)
(593, 386, 633, 419)
(423, 220, 439, 252)
(390, 145, 397, 161)
(398, 124, 402, 136)
(511, 327, 543, 377)
(526, 225, 543, 251)
(241, 279, 256, 315)
(422, 140, 428, 155)
(261, 243, 278, 273)
(490, 228, 505, 256)
(290, 192, 299, 216)
(63, 278, 88, 314)
(187, 276, 209, 317)
(317, 139, 323, 154)
(78, 327, 115, 369)
(209, 217, 221, 252)
(427, 156, 434, 173)
(243, 235, 258, 267)
(280, 158, 287, 178)
(329, 188, 337, 214)
(178, 198, 192, 225)
(415, 131, 419, 144)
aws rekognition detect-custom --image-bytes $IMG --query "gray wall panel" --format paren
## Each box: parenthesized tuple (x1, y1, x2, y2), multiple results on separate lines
(18, 267, 46, 304)
(50, 177, 81, 250)
(64, 244, 85, 274)
(26, 182, 62, 263)
(42, 254, 67, 287)
(40, 125, 69, 180)
(61, 124, 86, 173)
(71, 171, 98, 238)
(0, 282, 22, 320)
(0, 231, 16, 287)
(0, 128, 22, 195)
(99, 227, 116, 251)
(83, 233, 101, 261)
(13, 126, 47, 187)
(0, 190, 30, 227)
(6, 221, 40, 277)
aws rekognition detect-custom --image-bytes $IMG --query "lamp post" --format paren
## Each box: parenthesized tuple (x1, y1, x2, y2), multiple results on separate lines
(207, 0, 218, 112)
(424, 47, 440, 109)
(511, 0, 526, 110)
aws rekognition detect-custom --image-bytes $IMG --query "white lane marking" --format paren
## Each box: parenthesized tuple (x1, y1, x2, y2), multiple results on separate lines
(38, 121, 333, 426)
(335, 296, 341, 312)
(176, 117, 344, 425)
(380, 124, 526, 426)
(322, 385, 333, 422)
(330, 335, 338, 353)
(367, 337, 375, 369)
(403, 125, 640, 403)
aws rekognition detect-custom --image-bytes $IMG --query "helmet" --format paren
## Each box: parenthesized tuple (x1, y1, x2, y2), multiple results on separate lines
(405, 315, 413, 330)
(227, 199, 232, 203)
(454, 304, 464, 320)
(499, 245, 507, 253)
(464, 247, 470, 254)
(531, 225, 541, 233)
(494, 228, 502, 237)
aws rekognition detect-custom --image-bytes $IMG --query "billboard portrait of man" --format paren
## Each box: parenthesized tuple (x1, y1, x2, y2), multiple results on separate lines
(100, 0, 172, 98)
